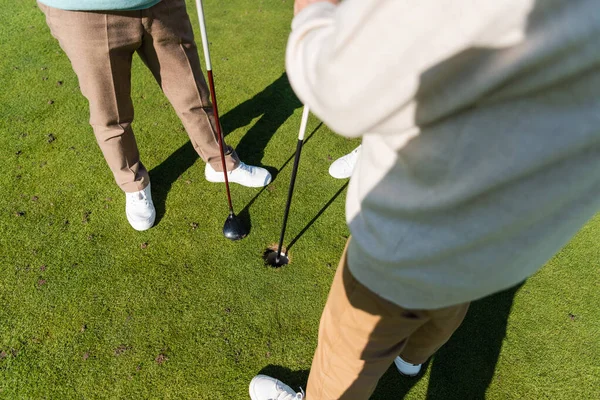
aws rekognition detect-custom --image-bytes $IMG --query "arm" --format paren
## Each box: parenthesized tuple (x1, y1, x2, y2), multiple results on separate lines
(286, 0, 531, 137)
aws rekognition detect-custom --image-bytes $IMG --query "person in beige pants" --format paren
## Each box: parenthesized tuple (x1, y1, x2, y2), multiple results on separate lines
(38, 0, 272, 231)
(250, 0, 600, 398)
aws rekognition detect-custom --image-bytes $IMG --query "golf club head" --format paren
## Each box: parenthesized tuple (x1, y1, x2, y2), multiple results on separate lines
(223, 212, 248, 241)
(264, 250, 289, 267)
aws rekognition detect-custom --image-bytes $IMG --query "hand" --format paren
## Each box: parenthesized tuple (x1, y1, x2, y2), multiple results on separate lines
(294, 0, 339, 15)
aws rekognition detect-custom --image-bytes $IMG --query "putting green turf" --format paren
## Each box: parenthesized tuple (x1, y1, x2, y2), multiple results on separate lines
(0, 1, 598, 399)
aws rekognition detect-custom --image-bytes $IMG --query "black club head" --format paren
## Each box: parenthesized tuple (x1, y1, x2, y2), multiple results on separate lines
(223, 212, 248, 241)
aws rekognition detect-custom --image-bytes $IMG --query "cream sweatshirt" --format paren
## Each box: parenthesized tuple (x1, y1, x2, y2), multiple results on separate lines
(286, 0, 600, 308)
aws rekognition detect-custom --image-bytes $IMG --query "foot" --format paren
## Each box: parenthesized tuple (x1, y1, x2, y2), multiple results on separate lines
(249, 375, 304, 400)
(328, 145, 361, 179)
(394, 355, 422, 377)
(205, 161, 272, 188)
(125, 183, 156, 231)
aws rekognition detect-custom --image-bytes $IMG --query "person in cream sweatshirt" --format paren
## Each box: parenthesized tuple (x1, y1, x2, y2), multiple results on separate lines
(250, 0, 600, 399)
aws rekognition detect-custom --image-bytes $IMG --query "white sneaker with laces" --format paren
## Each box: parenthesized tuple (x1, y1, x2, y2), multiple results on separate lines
(394, 355, 422, 377)
(125, 183, 156, 231)
(249, 375, 304, 400)
(328, 145, 361, 179)
(205, 161, 272, 188)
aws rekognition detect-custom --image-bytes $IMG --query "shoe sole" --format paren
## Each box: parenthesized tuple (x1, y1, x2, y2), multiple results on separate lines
(328, 165, 352, 179)
(394, 359, 421, 377)
(397, 369, 419, 377)
(126, 210, 156, 231)
(205, 175, 272, 188)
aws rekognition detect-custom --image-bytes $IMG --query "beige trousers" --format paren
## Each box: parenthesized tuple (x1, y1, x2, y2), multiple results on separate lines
(306, 240, 470, 399)
(39, 0, 239, 192)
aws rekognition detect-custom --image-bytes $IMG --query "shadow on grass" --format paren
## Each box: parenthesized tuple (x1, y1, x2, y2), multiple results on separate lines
(149, 73, 302, 225)
(257, 365, 310, 393)
(221, 72, 302, 170)
(238, 122, 324, 237)
(286, 181, 348, 252)
(371, 284, 522, 399)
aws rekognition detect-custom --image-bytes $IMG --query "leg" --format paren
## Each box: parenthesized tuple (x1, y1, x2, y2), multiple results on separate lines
(399, 302, 470, 365)
(306, 239, 469, 399)
(250, 239, 469, 399)
(39, 3, 148, 192)
(306, 241, 425, 400)
(137, 0, 239, 172)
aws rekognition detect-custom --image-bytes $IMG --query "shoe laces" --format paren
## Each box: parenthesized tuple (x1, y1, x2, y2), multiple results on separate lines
(126, 189, 149, 206)
(236, 162, 255, 175)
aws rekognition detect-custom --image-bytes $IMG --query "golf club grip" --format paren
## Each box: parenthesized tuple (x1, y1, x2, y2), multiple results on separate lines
(276, 138, 304, 258)
(194, 0, 212, 71)
(298, 105, 310, 141)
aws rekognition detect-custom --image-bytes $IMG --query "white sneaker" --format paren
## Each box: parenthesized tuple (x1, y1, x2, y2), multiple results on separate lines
(394, 355, 422, 377)
(328, 145, 361, 179)
(205, 161, 272, 188)
(125, 183, 156, 231)
(249, 375, 304, 400)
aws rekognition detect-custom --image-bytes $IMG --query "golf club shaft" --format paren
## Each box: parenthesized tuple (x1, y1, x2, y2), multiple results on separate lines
(195, 0, 234, 212)
(276, 105, 310, 261)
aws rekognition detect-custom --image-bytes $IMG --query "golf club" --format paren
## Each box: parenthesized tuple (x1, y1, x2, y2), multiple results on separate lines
(194, 0, 248, 241)
(265, 105, 310, 267)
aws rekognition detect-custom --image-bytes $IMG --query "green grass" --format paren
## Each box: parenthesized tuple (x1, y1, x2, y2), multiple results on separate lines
(0, 1, 598, 399)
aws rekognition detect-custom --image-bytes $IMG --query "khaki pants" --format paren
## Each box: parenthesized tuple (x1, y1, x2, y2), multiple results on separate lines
(39, 0, 239, 192)
(307, 240, 470, 399)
